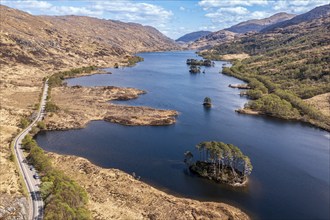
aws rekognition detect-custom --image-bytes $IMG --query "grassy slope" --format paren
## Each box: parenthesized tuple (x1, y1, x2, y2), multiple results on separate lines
(200, 16, 330, 130)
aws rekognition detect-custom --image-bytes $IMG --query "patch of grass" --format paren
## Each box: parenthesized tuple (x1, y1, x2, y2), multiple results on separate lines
(48, 66, 97, 88)
(126, 56, 144, 66)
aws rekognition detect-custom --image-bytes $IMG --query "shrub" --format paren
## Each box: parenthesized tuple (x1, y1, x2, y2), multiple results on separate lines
(45, 102, 59, 113)
(37, 121, 46, 130)
(19, 117, 30, 129)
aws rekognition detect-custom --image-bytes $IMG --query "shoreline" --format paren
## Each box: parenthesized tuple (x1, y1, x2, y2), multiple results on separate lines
(46, 152, 250, 220)
(43, 85, 178, 131)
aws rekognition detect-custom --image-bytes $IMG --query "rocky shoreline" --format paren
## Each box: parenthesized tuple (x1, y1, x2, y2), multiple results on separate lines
(235, 108, 260, 115)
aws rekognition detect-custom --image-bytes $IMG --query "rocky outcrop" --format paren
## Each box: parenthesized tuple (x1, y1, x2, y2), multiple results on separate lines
(0, 194, 28, 220)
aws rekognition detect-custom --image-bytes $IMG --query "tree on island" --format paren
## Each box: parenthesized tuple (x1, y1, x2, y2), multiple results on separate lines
(184, 141, 253, 186)
(186, 59, 214, 67)
(203, 97, 212, 107)
(189, 65, 201, 73)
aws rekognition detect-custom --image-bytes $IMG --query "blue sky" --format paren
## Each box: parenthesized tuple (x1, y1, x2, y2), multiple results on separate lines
(1, 0, 329, 39)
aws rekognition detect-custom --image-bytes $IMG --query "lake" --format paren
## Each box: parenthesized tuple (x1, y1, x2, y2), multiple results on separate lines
(35, 51, 330, 219)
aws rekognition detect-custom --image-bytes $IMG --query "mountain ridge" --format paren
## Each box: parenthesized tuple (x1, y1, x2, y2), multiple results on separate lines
(261, 4, 330, 32)
(176, 31, 212, 42)
(188, 12, 296, 49)
(226, 12, 296, 33)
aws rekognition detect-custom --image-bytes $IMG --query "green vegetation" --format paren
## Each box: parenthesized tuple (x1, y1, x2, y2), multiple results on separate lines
(127, 56, 144, 66)
(189, 65, 201, 73)
(197, 51, 223, 61)
(37, 121, 46, 130)
(21, 134, 91, 220)
(48, 66, 97, 88)
(21, 134, 38, 151)
(185, 141, 252, 185)
(203, 97, 212, 107)
(186, 59, 214, 67)
(201, 17, 330, 130)
(247, 94, 300, 119)
(45, 101, 60, 113)
(19, 117, 30, 129)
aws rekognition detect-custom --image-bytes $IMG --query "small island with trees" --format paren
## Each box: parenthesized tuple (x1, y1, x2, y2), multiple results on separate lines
(186, 59, 214, 67)
(203, 97, 212, 107)
(184, 141, 253, 186)
(186, 58, 215, 74)
(189, 65, 201, 73)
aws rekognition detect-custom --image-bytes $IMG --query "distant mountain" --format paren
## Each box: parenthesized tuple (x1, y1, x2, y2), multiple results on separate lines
(226, 12, 296, 33)
(188, 12, 295, 49)
(176, 31, 212, 42)
(188, 30, 236, 49)
(0, 5, 179, 68)
(261, 4, 330, 32)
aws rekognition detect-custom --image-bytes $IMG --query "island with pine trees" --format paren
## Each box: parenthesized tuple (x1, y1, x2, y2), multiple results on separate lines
(184, 141, 253, 186)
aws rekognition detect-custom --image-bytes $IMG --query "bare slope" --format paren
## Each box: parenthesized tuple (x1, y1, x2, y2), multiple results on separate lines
(0, 5, 178, 68)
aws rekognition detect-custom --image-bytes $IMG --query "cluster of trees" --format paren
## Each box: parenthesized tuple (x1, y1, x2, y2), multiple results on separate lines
(22, 135, 91, 219)
(185, 141, 252, 185)
(186, 59, 214, 67)
(247, 94, 300, 119)
(189, 65, 201, 73)
(19, 117, 30, 129)
(203, 97, 212, 107)
(48, 66, 97, 88)
(210, 40, 330, 130)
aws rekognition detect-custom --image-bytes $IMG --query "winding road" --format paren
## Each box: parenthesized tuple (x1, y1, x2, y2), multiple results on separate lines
(13, 80, 48, 220)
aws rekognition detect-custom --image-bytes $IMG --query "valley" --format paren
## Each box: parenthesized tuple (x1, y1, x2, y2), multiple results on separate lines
(0, 2, 329, 220)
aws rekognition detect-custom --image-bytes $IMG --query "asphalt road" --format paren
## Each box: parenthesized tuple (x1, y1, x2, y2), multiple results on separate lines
(13, 80, 48, 220)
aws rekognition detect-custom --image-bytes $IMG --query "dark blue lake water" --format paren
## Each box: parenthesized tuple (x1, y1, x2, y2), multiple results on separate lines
(35, 51, 330, 220)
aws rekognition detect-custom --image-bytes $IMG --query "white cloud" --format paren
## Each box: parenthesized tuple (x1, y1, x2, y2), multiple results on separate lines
(199, 0, 268, 9)
(91, 1, 172, 24)
(272, 0, 329, 13)
(205, 6, 249, 19)
(199, 0, 329, 31)
(179, 6, 185, 11)
(1, 0, 173, 36)
(50, 6, 103, 17)
(250, 11, 270, 19)
(1, 0, 52, 10)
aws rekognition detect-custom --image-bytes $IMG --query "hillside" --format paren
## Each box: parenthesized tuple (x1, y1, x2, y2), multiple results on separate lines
(176, 31, 212, 42)
(0, 5, 178, 69)
(189, 12, 295, 49)
(199, 6, 330, 130)
(0, 5, 180, 218)
(226, 12, 295, 33)
(262, 4, 330, 32)
(188, 30, 236, 49)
